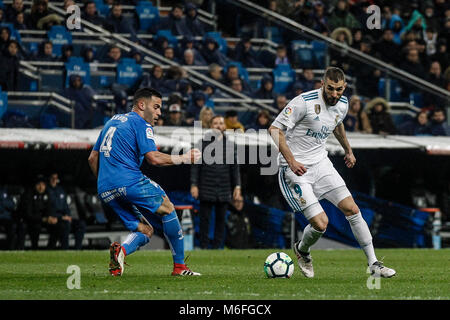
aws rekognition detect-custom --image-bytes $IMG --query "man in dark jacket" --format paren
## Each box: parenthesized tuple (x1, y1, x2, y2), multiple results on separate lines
(46, 173, 72, 249)
(0, 40, 20, 91)
(190, 115, 242, 249)
(184, 2, 206, 37)
(17, 174, 51, 250)
(63, 74, 96, 129)
(158, 3, 191, 37)
(82, 1, 106, 27)
(104, 3, 138, 42)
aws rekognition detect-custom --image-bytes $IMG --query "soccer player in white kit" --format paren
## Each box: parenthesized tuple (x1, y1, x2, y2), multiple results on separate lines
(269, 67, 396, 278)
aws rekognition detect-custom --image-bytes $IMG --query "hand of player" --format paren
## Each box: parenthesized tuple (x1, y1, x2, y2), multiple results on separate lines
(344, 152, 356, 168)
(289, 160, 307, 176)
(190, 185, 199, 199)
(47, 216, 58, 224)
(185, 148, 201, 164)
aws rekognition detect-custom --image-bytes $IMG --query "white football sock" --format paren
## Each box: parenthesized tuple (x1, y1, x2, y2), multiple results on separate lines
(298, 224, 324, 254)
(346, 212, 378, 266)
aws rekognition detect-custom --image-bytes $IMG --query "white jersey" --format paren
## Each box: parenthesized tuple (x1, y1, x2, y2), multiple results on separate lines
(272, 88, 348, 167)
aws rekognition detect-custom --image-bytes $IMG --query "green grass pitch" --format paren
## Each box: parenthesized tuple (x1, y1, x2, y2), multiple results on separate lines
(0, 249, 448, 300)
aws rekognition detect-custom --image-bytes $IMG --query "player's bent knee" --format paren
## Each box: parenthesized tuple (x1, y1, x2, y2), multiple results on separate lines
(137, 222, 154, 238)
(156, 198, 175, 216)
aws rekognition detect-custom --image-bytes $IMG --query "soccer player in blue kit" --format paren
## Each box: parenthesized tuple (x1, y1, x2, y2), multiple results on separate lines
(88, 88, 201, 276)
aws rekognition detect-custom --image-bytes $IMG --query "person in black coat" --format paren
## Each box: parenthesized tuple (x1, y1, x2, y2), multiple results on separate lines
(201, 37, 228, 67)
(233, 37, 264, 68)
(82, 1, 106, 28)
(104, 3, 138, 42)
(184, 2, 206, 37)
(158, 3, 191, 37)
(0, 40, 21, 91)
(63, 74, 96, 129)
(190, 115, 242, 249)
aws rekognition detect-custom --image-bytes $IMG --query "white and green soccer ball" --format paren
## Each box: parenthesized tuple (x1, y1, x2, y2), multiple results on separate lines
(264, 252, 294, 278)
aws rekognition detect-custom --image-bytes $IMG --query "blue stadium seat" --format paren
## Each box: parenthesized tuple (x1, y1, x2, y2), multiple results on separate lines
(263, 26, 283, 44)
(94, 0, 110, 17)
(135, 1, 160, 32)
(311, 40, 327, 69)
(378, 78, 403, 102)
(272, 64, 295, 94)
(116, 58, 142, 87)
(291, 40, 315, 68)
(0, 90, 7, 119)
(65, 57, 91, 88)
(155, 29, 178, 48)
(0, 0, 3, 9)
(203, 31, 228, 55)
(48, 26, 73, 56)
(409, 92, 423, 108)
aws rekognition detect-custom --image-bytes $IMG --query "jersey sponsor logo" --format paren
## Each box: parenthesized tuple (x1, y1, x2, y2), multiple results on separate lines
(284, 106, 293, 116)
(146, 127, 154, 140)
(314, 104, 321, 114)
(305, 125, 330, 141)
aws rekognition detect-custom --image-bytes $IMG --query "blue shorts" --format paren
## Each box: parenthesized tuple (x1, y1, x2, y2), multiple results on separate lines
(99, 176, 167, 231)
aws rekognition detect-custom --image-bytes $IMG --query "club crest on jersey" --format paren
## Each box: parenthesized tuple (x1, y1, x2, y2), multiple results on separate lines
(314, 104, 321, 114)
(284, 106, 293, 116)
(300, 197, 307, 205)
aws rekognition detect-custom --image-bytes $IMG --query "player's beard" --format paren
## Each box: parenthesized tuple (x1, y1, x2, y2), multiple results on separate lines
(323, 92, 340, 106)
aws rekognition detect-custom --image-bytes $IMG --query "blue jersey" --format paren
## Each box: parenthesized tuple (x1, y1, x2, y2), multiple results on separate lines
(93, 112, 157, 193)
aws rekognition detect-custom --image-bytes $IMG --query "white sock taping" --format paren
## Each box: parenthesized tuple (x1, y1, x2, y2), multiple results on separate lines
(298, 224, 324, 254)
(346, 212, 377, 266)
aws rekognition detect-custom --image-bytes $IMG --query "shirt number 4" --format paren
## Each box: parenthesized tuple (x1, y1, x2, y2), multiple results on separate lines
(100, 126, 117, 157)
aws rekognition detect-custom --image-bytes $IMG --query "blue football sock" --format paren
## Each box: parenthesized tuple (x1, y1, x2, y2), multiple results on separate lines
(162, 210, 185, 264)
(121, 232, 149, 256)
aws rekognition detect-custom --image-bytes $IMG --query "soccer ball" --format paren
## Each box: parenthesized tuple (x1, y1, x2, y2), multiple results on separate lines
(264, 252, 294, 278)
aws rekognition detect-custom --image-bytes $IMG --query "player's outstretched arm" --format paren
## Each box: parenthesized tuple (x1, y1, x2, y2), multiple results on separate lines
(269, 125, 307, 176)
(88, 150, 99, 177)
(333, 123, 356, 168)
(145, 148, 201, 166)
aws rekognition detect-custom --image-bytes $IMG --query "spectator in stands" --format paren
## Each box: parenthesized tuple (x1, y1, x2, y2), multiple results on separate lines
(399, 48, 426, 96)
(179, 79, 194, 98)
(351, 28, 363, 50)
(179, 36, 206, 65)
(402, 10, 427, 41)
(104, 3, 138, 42)
(13, 12, 27, 30)
(328, 0, 361, 31)
(201, 37, 228, 67)
(223, 64, 251, 93)
(432, 40, 449, 71)
(424, 61, 445, 108)
(388, 14, 404, 45)
(352, 36, 381, 98)
(146, 64, 167, 93)
(247, 109, 272, 131)
(153, 35, 169, 56)
(224, 110, 245, 132)
(344, 95, 372, 134)
(0, 27, 11, 53)
(199, 106, 214, 129)
(207, 63, 223, 82)
(190, 114, 241, 249)
(0, 8, 4, 24)
(165, 103, 188, 127)
(297, 68, 315, 92)
(0, 40, 21, 91)
(423, 27, 438, 57)
(36, 40, 57, 62)
(159, 3, 190, 37)
(397, 110, 432, 136)
(312, 0, 329, 35)
(81, 45, 97, 64)
(60, 44, 74, 63)
(233, 37, 263, 68)
(365, 97, 396, 135)
(63, 74, 96, 129)
(288, 81, 305, 99)
(181, 48, 204, 66)
(5, 0, 24, 23)
(130, 49, 143, 65)
(46, 173, 71, 250)
(164, 65, 186, 93)
(373, 28, 400, 66)
(231, 78, 251, 96)
(113, 89, 129, 115)
(288, 0, 315, 29)
(201, 83, 217, 106)
(0, 186, 18, 250)
(17, 174, 50, 250)
(274, 94, 287, 113)
(274, 44, 289, 66)
(253, 74, 275, 100)
(184, 2, 206, 37)
(423, 4, 439, 32)
(102, 44, 121, 63)
(186, 90, 207, 124)
(163, 46, 177, 62)
(31, 0, 62, 30)
(330, 27, 352, 73)
(429, 108, 449, 136)
(82, 1, 106, 28)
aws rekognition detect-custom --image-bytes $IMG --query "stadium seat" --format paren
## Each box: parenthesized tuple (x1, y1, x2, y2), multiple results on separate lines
(0, 89, 7, 119)
(409, 92, 424, 108)
(263, 26, 283, 44)
(203, 31, 228, 55)
(48, 26, 73, 56)
(155, 29, 178, 48)
(65, 57, 91, 88)
(272, 64, 295, 94)
(291, 40, 315, 69)
(311, 40, 327, 69)
(116, 58, 142, 87)
(93, 0, 110, 17)
(378, 78, 403, 102)
(135, 1, 160, 32)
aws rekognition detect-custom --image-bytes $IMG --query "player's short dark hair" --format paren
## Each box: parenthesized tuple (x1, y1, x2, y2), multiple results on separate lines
(132, 88, 162, 106)
(324, 67, 346, 83)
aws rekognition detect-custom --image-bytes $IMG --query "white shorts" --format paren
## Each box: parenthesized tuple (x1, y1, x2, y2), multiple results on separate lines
(278, 157, 351, 220)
